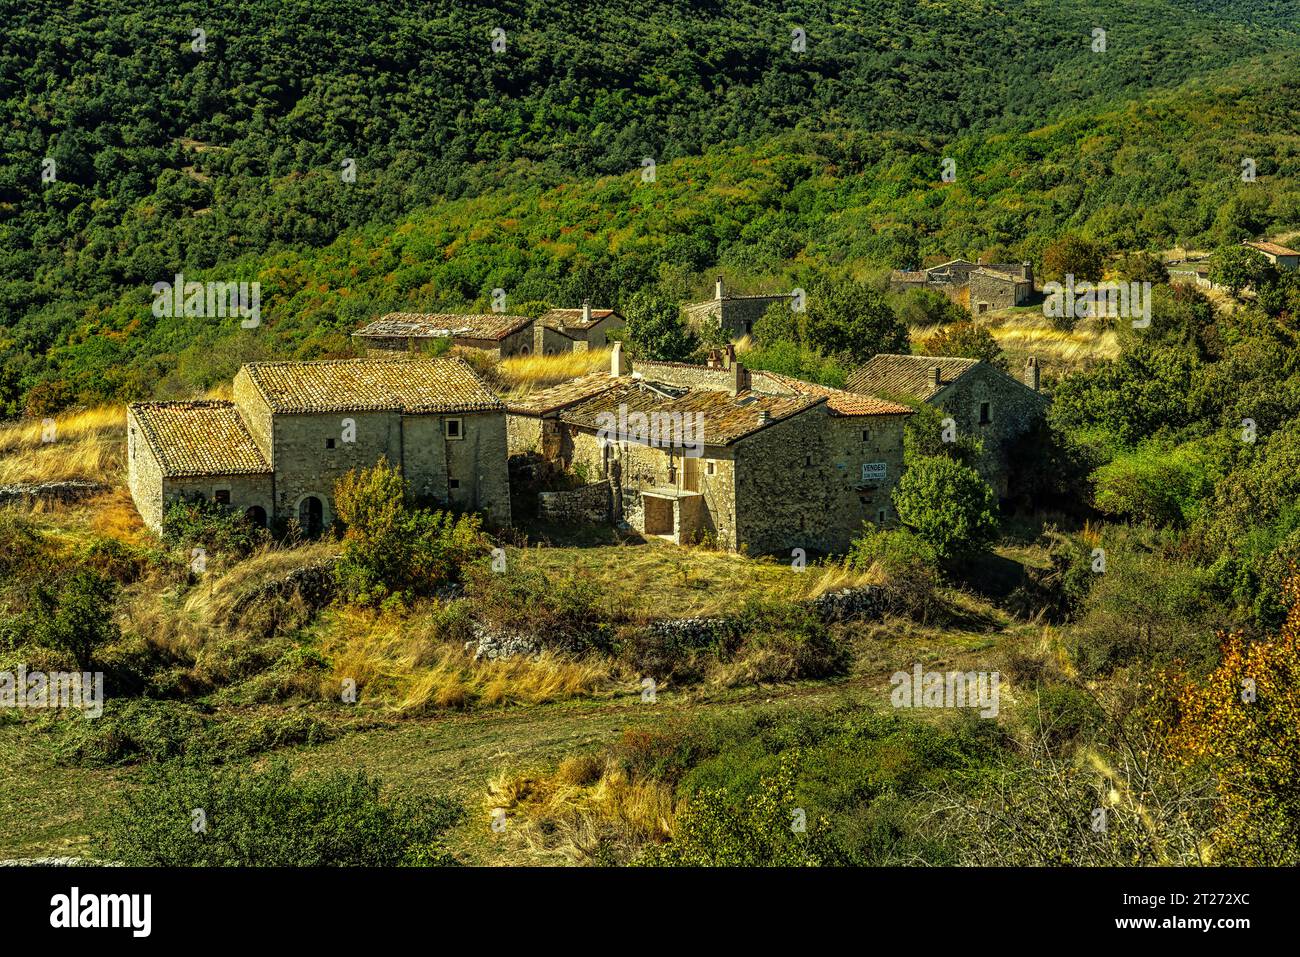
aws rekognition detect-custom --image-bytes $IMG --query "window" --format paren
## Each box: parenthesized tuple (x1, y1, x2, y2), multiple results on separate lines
(979, 402, 992, 425)
(214, 489, 231, 505)
(448, 478, 461, 490)
(805, 455, 812, 467)
(325, 438, 336, 449)
(445, 418, 463, 439)
(705, 460, 716, 476)
(861, 428, 871, 443)
(877, 509, 888, 524)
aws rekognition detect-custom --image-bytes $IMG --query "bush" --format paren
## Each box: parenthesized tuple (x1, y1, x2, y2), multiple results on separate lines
(97, 760, 462, 866)
(845, 526, 941, 620)
(467, 564, 613, 654)
(917, 321, 1006, 369)
(892, 456, 998, 562)
(25, 569, 121, 668)
(162, 497, 270, 561)
(334, 458, 487, 605)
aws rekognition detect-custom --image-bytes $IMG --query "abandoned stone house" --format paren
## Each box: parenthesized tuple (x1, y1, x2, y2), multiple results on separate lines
(533, 302, 625, 354)
(889, 259, 1035, 312)
(127, 357, 511, 534)
(843, 353, 1047, 498)
(353, 312, 536, 358)
(505, 343, 913, 554)
(682, 277, 796, 339)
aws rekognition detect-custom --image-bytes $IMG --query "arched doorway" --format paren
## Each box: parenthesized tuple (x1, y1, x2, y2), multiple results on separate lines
(244, 505, 267, 528)
(298, 496, 323, 536)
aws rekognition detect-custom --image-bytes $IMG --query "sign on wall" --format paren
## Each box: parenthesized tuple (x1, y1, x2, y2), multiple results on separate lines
(861, 462, 888, 482)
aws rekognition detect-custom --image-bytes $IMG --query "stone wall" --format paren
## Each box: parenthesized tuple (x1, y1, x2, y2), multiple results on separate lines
(165, 473, 274, 522)
(126, 408, 166, 530)
(506, 412, 544, 457)
(538, 481, 611, 524)
(968, 273, 1025, 310)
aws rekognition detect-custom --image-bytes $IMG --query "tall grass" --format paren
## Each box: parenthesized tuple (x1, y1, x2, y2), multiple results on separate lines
(497, 347, 612, 391)
(0, 405, 125, 485)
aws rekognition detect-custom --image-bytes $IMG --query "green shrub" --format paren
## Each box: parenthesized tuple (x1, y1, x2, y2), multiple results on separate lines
(97, 760, 461, 866)
(467, 564, 613, 654)
(25, 569, 121, 668)
(162, 497, 270, 561)
(892, 456, 998, 562)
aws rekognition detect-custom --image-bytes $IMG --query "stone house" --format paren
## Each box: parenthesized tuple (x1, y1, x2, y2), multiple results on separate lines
(128, 357, 511, 534)
(353, 313, 535, 358)
(1241, 239, 1300, 270)
(682, 277, 795, 339)
(508, 344, 912, 554)
(844, 353, 1047, 499)
(889, 259, 1034, 310)
(533, 302, 625, 354)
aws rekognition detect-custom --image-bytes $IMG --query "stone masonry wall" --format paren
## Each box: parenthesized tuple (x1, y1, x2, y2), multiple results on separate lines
(933, 364, 1046, 499)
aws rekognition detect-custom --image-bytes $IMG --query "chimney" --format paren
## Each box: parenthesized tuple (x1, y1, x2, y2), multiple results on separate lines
(715, 276, 724, 301)
(731, 360, 749, 396)
(582, 299, 591, 324)
(610, 340, 626, 378)
(757, 409, 771, 425)
(1022, 261, 1034, 283)
(929, 365, 942, 390)
(1025, 356, 1040, 391)
(706, 348, 721, 370)
(723, 342, 736, 369)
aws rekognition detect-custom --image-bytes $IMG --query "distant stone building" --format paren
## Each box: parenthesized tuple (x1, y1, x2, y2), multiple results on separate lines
(1241, 239, 1300, 270)
(533, 302, 625, 354)
(353, 313, 535, 358)
(507, 344, 912, 554)
(128, 357, 511, 534)
(889, 259, 1034, 311)
(682, 277, 795, 339)
(844, 353, 1047, 499)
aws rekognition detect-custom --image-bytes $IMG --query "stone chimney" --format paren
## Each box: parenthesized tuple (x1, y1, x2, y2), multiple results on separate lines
(1025, 356, 1040, 391)
(757, 409, 771, 425)
(929, 365, 942, 390)
(1022, 261, 1034, 283)
(610, 340, 628, 378)
(706, 348, 722, 370)
(715, 276, 724, 301)
(723, 342, 736, 369)
(582, 299, 592, 324)
(731, 360, 750, 396)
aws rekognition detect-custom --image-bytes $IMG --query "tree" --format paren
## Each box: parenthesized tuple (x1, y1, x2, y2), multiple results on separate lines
(803, 276, 908, 364)
(892, 456, 998, 561)
(751, 299, 803, 347)
(1042, 235, 1104, 283)
(1209, 244, 1276, 296)
(28, 570, 121, 669)
(624, 288, 697, 360)
(893, 287, 970, 329)
(918, 321, 1007, 369)
(1172, 573, 1300, 864)
(1116, 251, 1170, 285)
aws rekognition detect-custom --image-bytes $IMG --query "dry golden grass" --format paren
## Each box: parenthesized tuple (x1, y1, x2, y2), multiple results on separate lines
(986, 316, 1119, 366)
(497, 347, 612, 392)
(509, 538, 877, 620)
(0, 405, 126, 485)
(486, 757, 675, 862)
(321, 605, 613, 711)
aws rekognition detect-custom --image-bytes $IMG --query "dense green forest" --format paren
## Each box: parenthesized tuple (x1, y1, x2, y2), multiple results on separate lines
(4, 1, 1300, 414)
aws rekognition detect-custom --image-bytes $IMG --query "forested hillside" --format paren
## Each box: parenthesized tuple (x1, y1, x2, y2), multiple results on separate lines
(4, 0, 1300, 413)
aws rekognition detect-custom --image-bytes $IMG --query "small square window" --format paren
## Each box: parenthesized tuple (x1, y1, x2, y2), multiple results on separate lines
(877, 508, 887, 524)
(804, 455, 812, 467)
(705, 461, 716, 475)
(448, 478, 461, 490)
(979, 402, 992, 425)
(861, 429, 871, 442)
(214, 489, 231, 505)
(445, 418, 463, 439)
(325, 438, 336, 449)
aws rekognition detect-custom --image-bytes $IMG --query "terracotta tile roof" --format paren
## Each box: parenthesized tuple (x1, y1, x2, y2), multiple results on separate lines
(1243, 240, 1300, 258)
(890, 270, 928, 283)
(843, 354, 981, 402)
(970, 267, 1030, 284)
(353, 313, 533, 342)
(756, 371, 914, 416)
(505, 372, 621, 415)
(539, 308, 621, 331)
(129, 401, 271, 477)
(560, 380, 822, 446)
(240, 358, 504, 414)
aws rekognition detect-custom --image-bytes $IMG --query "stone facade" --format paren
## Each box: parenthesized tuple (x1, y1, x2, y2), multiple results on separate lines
(889, 259, 1034, 311)
(128, 358, 511, 533)
(682, 278, 794, 339)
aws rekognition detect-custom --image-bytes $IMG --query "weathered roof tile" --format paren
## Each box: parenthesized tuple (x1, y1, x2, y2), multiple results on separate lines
(240, 357, 504, 414)
(129, 401, 271, 477)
